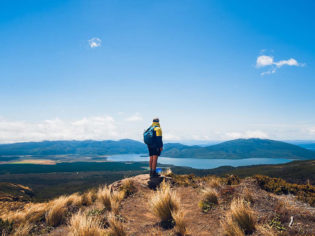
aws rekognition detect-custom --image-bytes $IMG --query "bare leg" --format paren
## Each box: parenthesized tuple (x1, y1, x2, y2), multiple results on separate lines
(149, 156, 153, 169)
(152, 155, 158, 171)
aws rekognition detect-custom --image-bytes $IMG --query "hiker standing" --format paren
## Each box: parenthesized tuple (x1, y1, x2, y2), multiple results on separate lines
(143, 118, 163, 177)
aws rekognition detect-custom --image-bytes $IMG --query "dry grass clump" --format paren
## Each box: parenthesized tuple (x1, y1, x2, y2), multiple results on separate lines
(107, 213, 126, 236)
(162, 168, 173, 177)
(46, 196, 69, 226)
(81, 190, 97, 206)
(223, 198, 256, 235)
(222, 217, 245, 236)
(97, 185, 112, 210)
(198, 188, 219, 213)
(172, 210, 189, 236)
(119, 179, 136, 198)
(150, 180, 179, 223)
(12, 222, 33, 236)
(67, 210, 106, 236)
(242, 187, 254, 204)
(208, 177, 222, 189)
(97, 185, 124, 215)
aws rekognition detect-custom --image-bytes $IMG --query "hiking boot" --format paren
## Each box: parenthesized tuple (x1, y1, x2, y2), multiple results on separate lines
(152, 171, 160, 178)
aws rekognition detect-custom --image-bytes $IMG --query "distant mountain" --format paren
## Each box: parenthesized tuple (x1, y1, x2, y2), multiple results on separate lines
(1, 138, 314, 160)
(0, 139, 147, 155)
(162, 138, 315, 160)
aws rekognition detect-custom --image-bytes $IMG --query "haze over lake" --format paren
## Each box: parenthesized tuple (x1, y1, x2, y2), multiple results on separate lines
(107, 154, 292, 169)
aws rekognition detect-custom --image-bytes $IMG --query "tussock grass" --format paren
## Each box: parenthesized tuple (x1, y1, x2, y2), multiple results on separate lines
(97, 185, 112, 211)
(150, 180, 179, 223)
(222, 217, 244, 236)
(81, 190, 97, 206)
(119, 179, 136, 198)
(67, 210, 105, 236)
(162, 168, 173, 177)
(198, 188, 219, 212)
(12, 222, 33, 236)
(172, 210, 188, 236)
(227, 198, 256, 234)
(46, 196, 68, 226)
(207, 177, 222, 189)
(107, 213, 126, 236)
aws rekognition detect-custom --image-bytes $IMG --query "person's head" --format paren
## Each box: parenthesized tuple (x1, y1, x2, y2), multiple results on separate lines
(153, 118, 159, 123)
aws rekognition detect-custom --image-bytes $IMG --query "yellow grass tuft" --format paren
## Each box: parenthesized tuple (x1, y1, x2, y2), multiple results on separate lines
(172, 210, 189, 236)
(67, 210, 105, 236)
(228, 198, 256, 234)
(97, 185, 112, 210)
(119, 179, 136, 198)
(208, 177, 222, 189)
(107, 213, 126, 236)
(81, 190, 97, 206)
(222, 216, 244, 236)
(199, 188, 219, 212)
(46, 196, 68, 226)
(12, 222, 33, 236)
(150, 180, 179, 223)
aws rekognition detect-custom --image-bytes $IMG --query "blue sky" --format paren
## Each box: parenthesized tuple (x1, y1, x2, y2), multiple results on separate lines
(0, 0, 315, 143)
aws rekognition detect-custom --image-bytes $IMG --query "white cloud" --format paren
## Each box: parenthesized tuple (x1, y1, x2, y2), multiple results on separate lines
(0, 116, 118, 143)
(125, 113, 143, 122)
(256, 54, 303, 76)
(225, 130, 268, 139)
(88, 37, 101, 48)
(309, 127, 315, 134)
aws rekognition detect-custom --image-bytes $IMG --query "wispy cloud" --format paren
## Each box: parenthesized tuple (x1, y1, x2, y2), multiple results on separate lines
(0, 116, 118, 143)
(225, 130, 268, 139)
(256, 54, 304, 76)
(88, 37, 102, 48)
(125, 113, 143, 122)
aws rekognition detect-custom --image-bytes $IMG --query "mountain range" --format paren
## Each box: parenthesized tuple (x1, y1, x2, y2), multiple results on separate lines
(0, 138, 314, 160)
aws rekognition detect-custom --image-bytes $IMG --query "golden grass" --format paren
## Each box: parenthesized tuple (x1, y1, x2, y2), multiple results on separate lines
(222, 216, 244, 236)
(67, 210, 105, 236)
(107, 213, 126, 236)
(12, 222, 33, 236)
(198, 188, 219, 212)
(46, 196, 68, 226)
(97, 185, 112, 210)
(172, 210, 189, 236)
(162, 168, 173, 177)
(81, 190, 97, 206)
(229, 198, 256, 234)
(150, 180, 179, 223)
(119, 179, 136, 198)
(208, 177, 222, 189)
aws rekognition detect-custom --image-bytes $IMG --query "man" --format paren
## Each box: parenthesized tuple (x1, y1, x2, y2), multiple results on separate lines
(145, 118, 163, 177)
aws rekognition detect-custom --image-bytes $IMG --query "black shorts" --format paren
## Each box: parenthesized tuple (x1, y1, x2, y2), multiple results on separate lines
(148, 146, 161, 156)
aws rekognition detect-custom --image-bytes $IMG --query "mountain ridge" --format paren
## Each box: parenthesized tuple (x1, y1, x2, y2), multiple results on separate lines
(0, 138, 314, 160)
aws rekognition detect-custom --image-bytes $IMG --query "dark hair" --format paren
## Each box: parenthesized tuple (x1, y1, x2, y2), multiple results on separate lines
(153, 118, 159, 122)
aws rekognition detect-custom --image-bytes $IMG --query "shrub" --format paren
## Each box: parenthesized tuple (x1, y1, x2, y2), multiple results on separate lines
(254, 175, 315, 206)
(150, 180, 179, 223)
(67, 210, 105, 236)
(225, 175, 240, 185)
(229, 198, 256, 234)
(198, 188, 219, 213)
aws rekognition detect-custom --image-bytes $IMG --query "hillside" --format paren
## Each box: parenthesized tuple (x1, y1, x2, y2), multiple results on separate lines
(163, 138, 315, 159)
(0, 173, 314, 235)
(1, 138, 315, 160)
(0, 139, 147, 156)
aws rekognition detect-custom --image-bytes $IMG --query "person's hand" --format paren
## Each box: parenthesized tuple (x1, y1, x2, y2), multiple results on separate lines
(160, 147, 163, 152)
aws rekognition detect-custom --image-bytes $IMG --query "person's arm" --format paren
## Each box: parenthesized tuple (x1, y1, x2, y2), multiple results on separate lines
(154, 127, 163, 149)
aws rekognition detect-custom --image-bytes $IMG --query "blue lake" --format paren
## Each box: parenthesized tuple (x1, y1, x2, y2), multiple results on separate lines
(107, 154, 292, 169)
